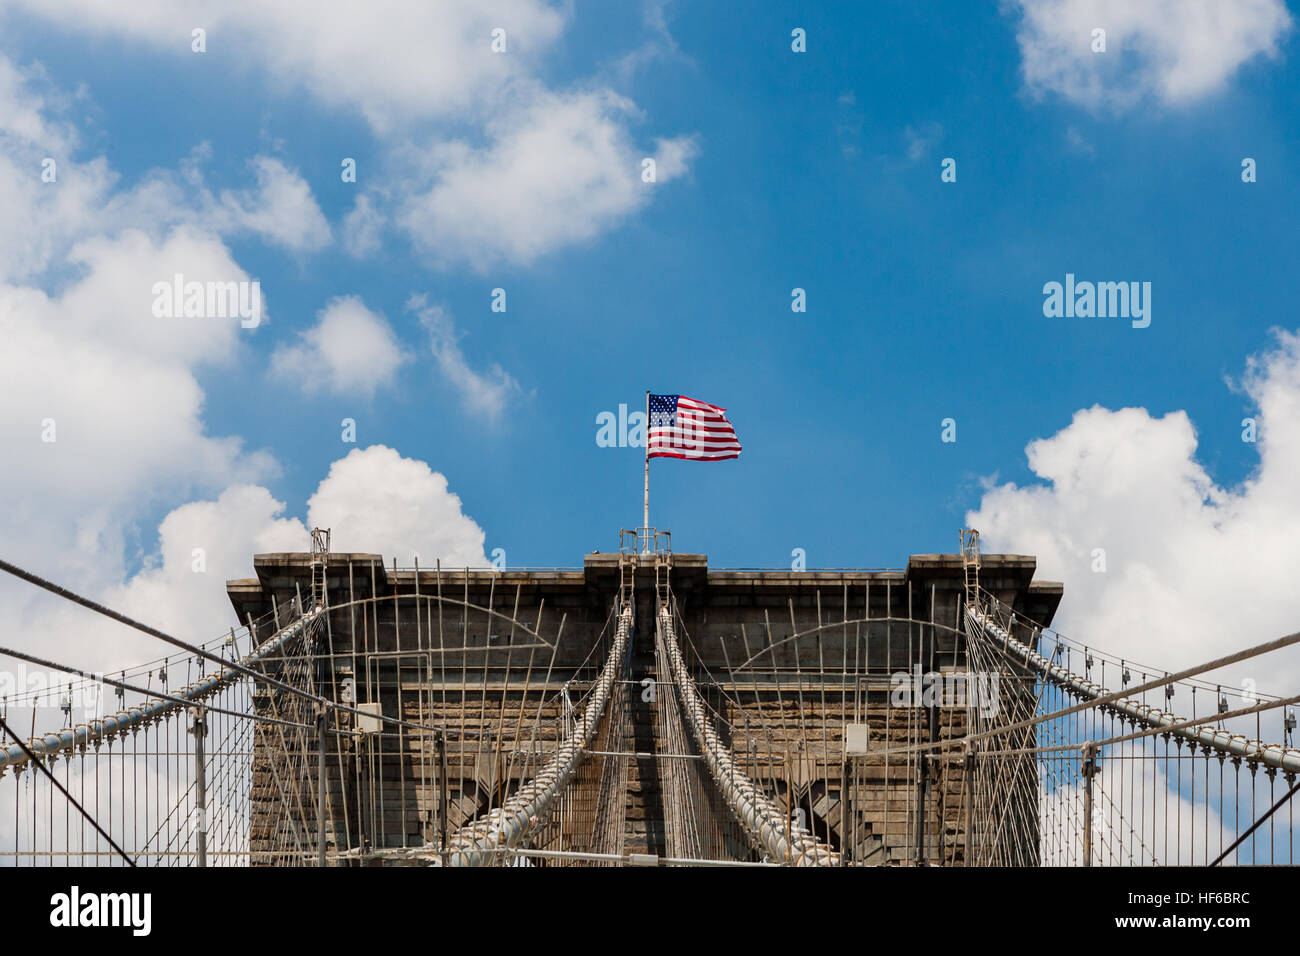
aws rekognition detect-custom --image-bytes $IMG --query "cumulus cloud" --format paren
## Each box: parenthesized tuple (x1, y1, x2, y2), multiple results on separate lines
(4, 445, 489, 677)
(1, 4, 698, 268)
(106, 148, 332, 255)
(0, 0, 567, 131)
(0, 226, 280, 671)
(406, 294, 522, 420)
(401, 89, 698, 269)
(0, 62, 323, 611)
(107, 446, 490, 662)
(0, 55, 490, 665)
(4, 441, 490, 676)
(1007, 0, 1292, 110)
(341, 192, 385, 258)
(211, 156, 331, 252)
(966, 330, 1300, 698)
(306, 445, 489, 568)
(88, 485, 310, 667)
(0, 17, 632, 685)
(0, 228, 272, 516)
(0, 57, 302, 673)
(0, 58, 332, 281)
(0, 58, 119, 282)
(270, 295, 408, 398)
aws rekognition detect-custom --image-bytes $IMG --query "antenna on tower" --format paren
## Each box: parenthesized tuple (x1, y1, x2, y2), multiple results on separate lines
(309, 527, 331, 610)
(960, 528, 980, 609)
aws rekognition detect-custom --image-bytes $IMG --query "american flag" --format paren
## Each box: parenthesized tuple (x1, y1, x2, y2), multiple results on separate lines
(647, 394, 742, 461)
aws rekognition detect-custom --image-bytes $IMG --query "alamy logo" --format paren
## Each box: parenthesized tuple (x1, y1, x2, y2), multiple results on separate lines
(151, 273, 261, 328)
(1042, 273, 1150, 328)
(595, 403, 646, 448)
(0, 667, 106, 721)
(889, 665, 1000, 718)
(49, 886, 151, 936)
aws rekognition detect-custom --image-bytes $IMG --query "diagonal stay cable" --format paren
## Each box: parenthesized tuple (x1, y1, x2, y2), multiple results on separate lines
(965, 604, 1300, 749)
(1210, 777, 1300, 866)
(963, 689, 1300, 759)
(0, 555, 320, 705)
(873, 604, 1300, 761)
(0, 711, 134, 866)
(0, 556, 443, 736)
(967, 601, 1300, 775)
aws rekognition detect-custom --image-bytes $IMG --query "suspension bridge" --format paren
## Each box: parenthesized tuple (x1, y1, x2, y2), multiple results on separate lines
(1, 528, 1296, 867)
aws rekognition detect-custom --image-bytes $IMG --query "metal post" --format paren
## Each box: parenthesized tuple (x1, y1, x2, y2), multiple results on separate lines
(192, 706, 207, 868)
(852, 751, 859, 865)
(316, 703, 328, 867)
(925, 597, 938, 865)
(916, 753, 928, 865)
(840, 756, 849, 867)
(643, 390, 650, 543)
(963, 744, 975, 866)
(437, 729, 449, 865)
(784, 741, 794, 865)
(1082, 742, 1097, 867)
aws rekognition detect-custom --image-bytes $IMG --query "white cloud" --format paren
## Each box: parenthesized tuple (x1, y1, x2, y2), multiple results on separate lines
(0, 55, 74, 146)
(650, 133, 697, 181)
(0, 228, 272, 511)
(0, 56, 330, 279)
(0, 23, 617, 685)
(93, 485, 310, 667)
(271, 291, 524, 417)
(3, 444, 489, 677)
(306, 445, 489, 568)
(0, 0, 568, 131)
(0, 57, 291, 673)
(0, 58, 120, 283)
(4, 441, 490, 676)
(0, 4, 697, 269)
(111, 445, 491, 657)
(966, 330, 1300, 698)
(407, 294, 521, 420)
(0, 226, 280, 670)
(0, 61, 315, 594)
(401, 89, 697, 269)
(270, 295, 407, 398)
(341, 192, 384, 258)
(106, 149, 332, 255)
(0, 53, 486, 636)
(212, 156, 331, 252)
(1008, 0, 1292, 110)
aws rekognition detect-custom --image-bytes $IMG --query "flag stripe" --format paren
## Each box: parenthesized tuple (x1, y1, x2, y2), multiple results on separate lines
(647, 429, 740, 444)
(647, 450, 741, 462)
(676, 396, 725, 413)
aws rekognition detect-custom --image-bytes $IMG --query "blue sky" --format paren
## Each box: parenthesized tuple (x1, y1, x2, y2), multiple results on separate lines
(2, 1, 1299, 669)
(2, 0, 1300, 866)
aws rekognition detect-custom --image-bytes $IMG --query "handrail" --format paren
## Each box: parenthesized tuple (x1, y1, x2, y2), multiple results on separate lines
(443, 604, 633, 866)
(0, 606, 322, 774)
(967, 601, 1300, 776)
(656, 604, 839, 866)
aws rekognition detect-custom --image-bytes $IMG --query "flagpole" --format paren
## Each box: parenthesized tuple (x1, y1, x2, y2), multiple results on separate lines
(643, 390, 650, 547)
